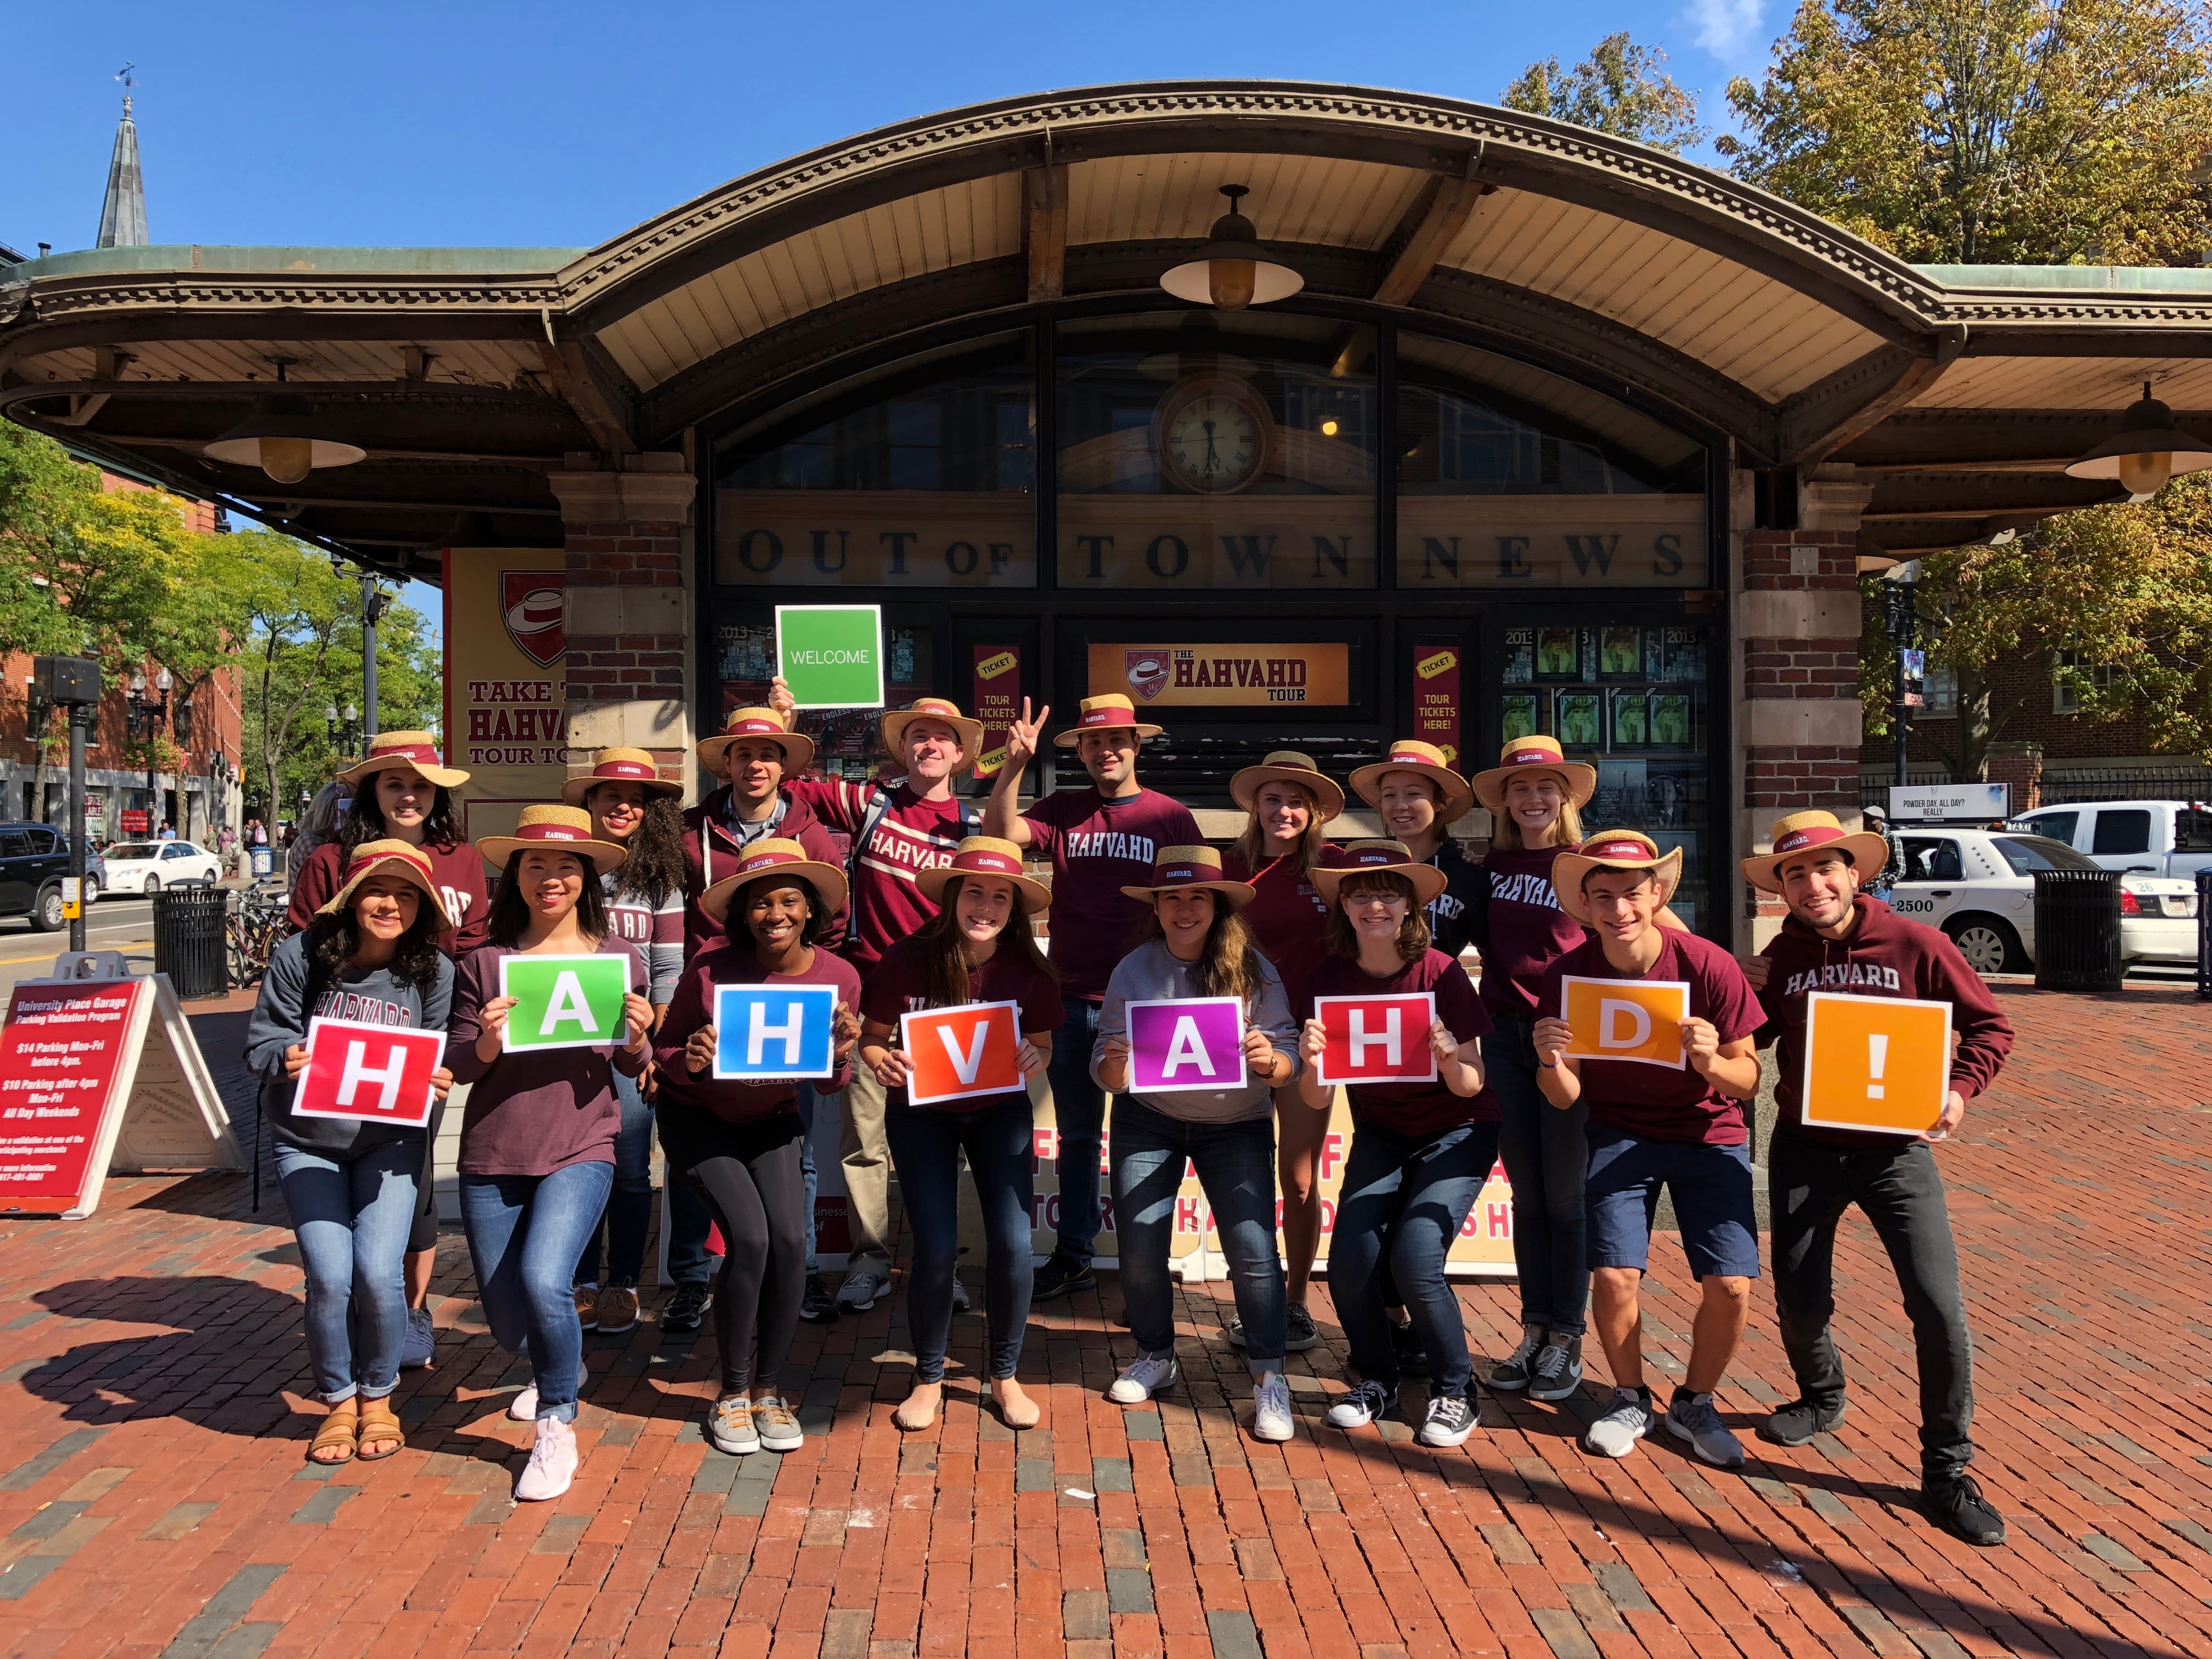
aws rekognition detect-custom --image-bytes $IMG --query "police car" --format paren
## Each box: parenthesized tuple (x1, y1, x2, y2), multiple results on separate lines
(1882, 825, 2199, 974)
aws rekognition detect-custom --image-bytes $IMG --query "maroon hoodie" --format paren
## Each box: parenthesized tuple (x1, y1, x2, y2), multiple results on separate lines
(1757, 893, 2015, 1150)
(680, 786, 849, 961)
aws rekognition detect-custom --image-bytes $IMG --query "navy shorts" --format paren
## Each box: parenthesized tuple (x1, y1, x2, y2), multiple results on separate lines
(1585, 1125, 1760, 1280)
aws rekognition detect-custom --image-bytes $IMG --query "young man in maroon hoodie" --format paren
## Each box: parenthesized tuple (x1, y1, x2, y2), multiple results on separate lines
(1743, 810, 2013, 1548)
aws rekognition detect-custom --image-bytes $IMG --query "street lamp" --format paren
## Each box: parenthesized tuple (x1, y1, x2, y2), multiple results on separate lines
(126, 666, 173, 835)
(1882, 561, 1920, 790)
(325, 700, 360, 757)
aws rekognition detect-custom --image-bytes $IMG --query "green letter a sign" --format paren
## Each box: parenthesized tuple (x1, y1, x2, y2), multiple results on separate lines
(498, 953, 631, 1052)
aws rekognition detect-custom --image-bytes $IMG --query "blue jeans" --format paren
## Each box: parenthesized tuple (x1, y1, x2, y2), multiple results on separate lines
(1487, 1015, 1590, 1336)
(885, 1098, 1035, 1383)
(1046, 998, 1106, 1263)
(574, 1068, 653, 1288)
(459, 1161, 614, 1422)
(1328, 1118, 1498, 1400)
(273, 1138, 421, 1404)
(1110, 1098, 1285, 1373)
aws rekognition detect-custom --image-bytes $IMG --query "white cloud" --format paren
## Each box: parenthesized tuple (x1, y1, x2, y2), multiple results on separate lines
(1686, 0, 1767, 61)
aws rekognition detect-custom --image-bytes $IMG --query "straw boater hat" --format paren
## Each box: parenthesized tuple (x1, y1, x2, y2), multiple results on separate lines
(1469, 734, 1598, 815)
(916, 836, 1052, 915)
(1347, 738, 1476, 826)
(699, 836, 851, 927)
(1551, 829, 1684, 926)
(561, 747, 683, 808)
(1229, 751, 1346, 822)
(1054, 693, 1164, 748)
(696, 706, 815, 777)
(475, 804, 628, 877)
(1118, 844, 1255, 911)
(1310, 838, 1449, 909)
(881, 696, 985, 774)
(316, 838, 454, 932)
(1740, 810, 1891, 895)
(338, 730, 469, 790)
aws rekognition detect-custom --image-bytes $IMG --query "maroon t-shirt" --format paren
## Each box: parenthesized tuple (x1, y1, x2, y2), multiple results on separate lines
(1305, 949, 1497, 1135)
(784, 778, 973, 970)
(860, 934, 1066, 1113)
(1022, 787, 1203, 1001)
(1536, 929, 1763, 1146)
(652, 945, 862, 1127)
(1222, 845, 1346, 1013)
(1477, 844, 1587, 1019)
(289, 837, 490, 958)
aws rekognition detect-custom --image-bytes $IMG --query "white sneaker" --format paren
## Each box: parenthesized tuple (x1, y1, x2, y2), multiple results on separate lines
(1251, 1373, 1295, 1442)
(514, 1415, 577, 1501)
(838, 1271, 890, 1311)
(1107, 1356, 1178, 1404)
(1584, 1387, 1657, 1459)
(506, 1383, 538, 1422)
(950, 1277, 972, 1313)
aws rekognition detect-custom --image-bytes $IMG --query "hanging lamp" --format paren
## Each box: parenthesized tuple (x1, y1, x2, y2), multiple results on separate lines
(1159, 185, 1304, 310)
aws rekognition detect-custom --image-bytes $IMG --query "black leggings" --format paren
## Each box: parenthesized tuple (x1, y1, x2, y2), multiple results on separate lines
(681, 1117, 808, 1397)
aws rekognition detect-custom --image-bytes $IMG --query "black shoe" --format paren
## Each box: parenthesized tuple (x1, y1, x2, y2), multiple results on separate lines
(1759, 1398, 1847, 1446)
(1391, 1320, 1430, 1377)
(800, 1274, 839, 1323)
(1031, 1252, 1097, 1301)
(1923, 1472, 2006, 1546)
(662, 1282, 710, 1335)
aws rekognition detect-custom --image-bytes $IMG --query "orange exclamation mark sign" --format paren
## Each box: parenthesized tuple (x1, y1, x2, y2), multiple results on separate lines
(1867, 1034, 1889, 1099)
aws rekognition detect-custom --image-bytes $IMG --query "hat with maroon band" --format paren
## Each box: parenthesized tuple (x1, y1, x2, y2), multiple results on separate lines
(474, 804, 628, 877)
(1053, 693, 1164, 748)
(316, 837, 454, 932)
(1347, 738, 1476, 826)
(1228, 750, 1346, 822)
(881, 697, 986, 775)
(696, 706, 815, 777)
(561, 746, 683, 808)
(1468, 733, 1598, 815)
(1551, 828, 1683, 926)
(1310, 838, 1449, 908)
(1118, 844, 1255, 911)
(338, 730, 469, 789)
(1740, 810, 1891, 895)
(916, 835, 1052, 914)
(699, 836, 851, 926)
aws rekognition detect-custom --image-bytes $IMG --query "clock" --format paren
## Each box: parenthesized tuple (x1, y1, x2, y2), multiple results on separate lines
(1156, 374, 1272, 494)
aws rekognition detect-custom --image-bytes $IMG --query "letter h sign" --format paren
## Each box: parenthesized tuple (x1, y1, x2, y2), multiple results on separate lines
(713, 985, 839, 1080)
(1311, 993, 1438, 1087)
(291, 1018, 445, 1128)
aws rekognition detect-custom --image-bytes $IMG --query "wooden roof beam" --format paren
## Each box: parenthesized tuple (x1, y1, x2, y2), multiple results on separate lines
(1026, 163, 1068, 303)
(535, 321, 637, 455)
(1332, 173, 1492, 377)
(1776, 330, 1966, 466)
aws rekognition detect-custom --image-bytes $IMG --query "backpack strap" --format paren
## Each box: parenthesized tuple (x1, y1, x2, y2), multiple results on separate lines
(849, 787, 896, 887)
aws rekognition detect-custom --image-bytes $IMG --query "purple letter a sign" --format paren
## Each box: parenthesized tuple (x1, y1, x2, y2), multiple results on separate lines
(1126, 997, 1246, 1094)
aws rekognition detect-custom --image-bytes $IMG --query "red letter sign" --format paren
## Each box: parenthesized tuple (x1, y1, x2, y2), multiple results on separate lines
(291, 1019, 444, 1128)
(900, 1002, 1023, 1108)
(1311, 992, 1438, 1087)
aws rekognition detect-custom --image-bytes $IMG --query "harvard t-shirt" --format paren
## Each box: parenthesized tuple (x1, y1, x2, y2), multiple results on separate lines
(1305, 949, 1498, 1135)
(1536, 929, 1763, 1146)
(1022, 787, 1203, 1000)
(1222, 845, 1345, 1012)
(783, 777, 974, 970)
(860, 934, 1065, 1113)
(1478, 844, 1588, 1018)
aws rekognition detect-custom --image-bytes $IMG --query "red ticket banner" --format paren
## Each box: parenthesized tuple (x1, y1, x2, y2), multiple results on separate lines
(972, 646, 1021, 778)
(1412, 646, 1460, 767)
(1311, 992, 1439, 1087)
(291, 1018, 445, 1128)
(0, 980, 149, 1215)
(900, 1002, 1023, 1107)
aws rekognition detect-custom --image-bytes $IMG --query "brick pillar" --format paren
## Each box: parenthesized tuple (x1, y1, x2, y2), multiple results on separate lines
(545, 454, 699, 791)
(1987, 742, 2044, 814)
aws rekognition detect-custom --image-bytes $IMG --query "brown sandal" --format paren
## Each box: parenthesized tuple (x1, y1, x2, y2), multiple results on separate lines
(309, 1398, 359, 1464)
(356, 1398, 405, 1462)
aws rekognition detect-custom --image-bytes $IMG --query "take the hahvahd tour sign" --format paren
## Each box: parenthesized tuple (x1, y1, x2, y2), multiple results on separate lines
(714, 984, 838, 1081)
(1311, 992, 1438, 1088)
(1558, 977, 1691, 1069)
(901, 1002, 1023, 1107)
(776, 605, 885, 710)
(1127, 997, 1246, 1093)
(291, 1019, 445, 1128)
(1801, 991, 1953, 1136)
(498, 954, 631, 1053)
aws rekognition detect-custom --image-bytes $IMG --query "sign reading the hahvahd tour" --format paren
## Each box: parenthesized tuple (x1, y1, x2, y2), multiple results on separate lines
(498, 954, 631, 1053)
(1559, 977, 1691, 1070)
(1127, 997, 1246, 1094)
(901, 1002, 1023, 1107)
(776, 605, 886, 710)
(291, 1019, 444, 1128)
(1801, 992, 1953, 1136)
(1311, 992, 1438, 1087)
(714, 984, 838, 1081)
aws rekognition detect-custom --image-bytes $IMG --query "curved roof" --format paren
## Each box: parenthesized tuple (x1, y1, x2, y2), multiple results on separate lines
(5, 79, 2210, 573)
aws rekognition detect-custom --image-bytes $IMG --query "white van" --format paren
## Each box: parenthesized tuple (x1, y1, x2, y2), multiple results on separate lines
(2008, 800, 2212, 879)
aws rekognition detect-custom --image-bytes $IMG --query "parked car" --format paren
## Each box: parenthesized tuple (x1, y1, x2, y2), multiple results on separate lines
(100, 839, 224, 895)
(82, 849, 106, 903)
(1887, 826, 2198, 974)
(2008, 799, 2212, 879)
(0, 821, 70, 931)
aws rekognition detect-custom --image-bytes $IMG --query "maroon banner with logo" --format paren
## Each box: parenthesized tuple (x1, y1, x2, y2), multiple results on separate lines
(972, 646, 1020, 778)
(1412, 646, 1461, 767)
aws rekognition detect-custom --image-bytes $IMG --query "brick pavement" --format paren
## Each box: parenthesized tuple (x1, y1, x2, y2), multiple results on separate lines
(0, 984, 2208, 1658)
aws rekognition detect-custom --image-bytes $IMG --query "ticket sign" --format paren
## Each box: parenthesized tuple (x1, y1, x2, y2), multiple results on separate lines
(1127, 997, 1246, 1094)
(1801, 992, 1953, 1135)
(291, 1019, 444, 1128)
(776, 604, 885, 710)
(1559, 977, 1691, 1070)
(498, 954, 631, 1052)
(714, 984, 838, 1081)
(901, 1002, 1023, 1107)
(1311, 993, 1438, 1087)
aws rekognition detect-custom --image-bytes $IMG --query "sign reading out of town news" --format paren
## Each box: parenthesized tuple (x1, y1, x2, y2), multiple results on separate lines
(776, 605, 885, 710)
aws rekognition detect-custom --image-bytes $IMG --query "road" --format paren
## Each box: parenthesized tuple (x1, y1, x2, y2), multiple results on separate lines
(0, 896, 157, 996)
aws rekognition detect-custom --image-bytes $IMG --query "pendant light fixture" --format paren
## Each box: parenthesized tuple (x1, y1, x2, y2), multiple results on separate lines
(203, 362, 366, 484)
(2064, 381, 2212, 496)
(1159, 185, 1304, 311)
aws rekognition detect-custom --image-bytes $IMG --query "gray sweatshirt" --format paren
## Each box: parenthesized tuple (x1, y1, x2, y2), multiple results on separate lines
(1091, 938, 1299, 1124)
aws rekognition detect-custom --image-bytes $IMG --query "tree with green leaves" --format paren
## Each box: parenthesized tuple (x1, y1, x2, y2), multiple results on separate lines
(1503, 32, 1707, 154)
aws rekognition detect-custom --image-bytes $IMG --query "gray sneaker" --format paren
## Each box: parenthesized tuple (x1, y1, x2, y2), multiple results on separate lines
(1666, 1389, 1746, 1469)
(1488, 1324, 1545, 1391)
(1528, 1333, 1583, 1402)
(1583, 1386, 1656, 1458)
(838, 1271, 890, 1312)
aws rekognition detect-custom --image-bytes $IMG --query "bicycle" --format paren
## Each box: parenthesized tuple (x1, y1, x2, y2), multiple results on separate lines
(225, 885, 294, 989)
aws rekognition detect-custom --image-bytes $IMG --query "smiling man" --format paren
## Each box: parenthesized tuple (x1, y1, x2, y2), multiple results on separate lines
(1741, 810, 2013, 1548)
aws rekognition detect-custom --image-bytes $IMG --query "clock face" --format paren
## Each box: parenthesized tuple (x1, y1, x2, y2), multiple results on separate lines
(1159, 385, 1268, 494)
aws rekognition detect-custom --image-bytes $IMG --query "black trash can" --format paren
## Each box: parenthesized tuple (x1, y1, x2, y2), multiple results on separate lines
(2197, 867, 2211, 1000)
(2033, 867, 2124, 994)
(154, 885, 230, 999)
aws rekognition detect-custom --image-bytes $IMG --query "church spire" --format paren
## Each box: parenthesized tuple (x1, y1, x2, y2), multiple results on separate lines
(97, 66, 149, 250)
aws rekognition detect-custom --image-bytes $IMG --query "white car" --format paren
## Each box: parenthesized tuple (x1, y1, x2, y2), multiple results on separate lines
(2009, 799, 2212, 880)
(100, 839, 224, 895)
(1884, 826, 2199, 974)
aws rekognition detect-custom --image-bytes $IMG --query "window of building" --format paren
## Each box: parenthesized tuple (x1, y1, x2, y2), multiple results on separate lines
(2052, 651, 2118, 714)
(1923, 664, 1957, 715)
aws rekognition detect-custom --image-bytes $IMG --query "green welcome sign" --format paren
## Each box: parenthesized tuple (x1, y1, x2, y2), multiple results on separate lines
(776, 604, 885, 710)
(498, 953, 631, 1052)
